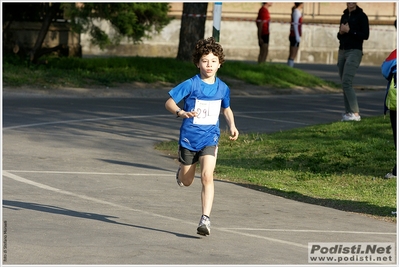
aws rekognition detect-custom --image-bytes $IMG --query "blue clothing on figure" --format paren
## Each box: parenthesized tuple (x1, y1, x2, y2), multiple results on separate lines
(168, 74, 230, 151)
(381, 49, 397, 114)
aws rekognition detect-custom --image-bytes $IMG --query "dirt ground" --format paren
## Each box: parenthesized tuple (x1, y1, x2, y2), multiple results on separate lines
(2, 76, 342, 98)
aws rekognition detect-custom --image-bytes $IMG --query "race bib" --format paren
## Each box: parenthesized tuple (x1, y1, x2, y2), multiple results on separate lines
(193, 99, 221, 125)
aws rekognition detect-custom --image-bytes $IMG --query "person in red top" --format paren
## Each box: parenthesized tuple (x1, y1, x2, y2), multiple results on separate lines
(287, 2, 304, 67)
(256, 2, 272, 64)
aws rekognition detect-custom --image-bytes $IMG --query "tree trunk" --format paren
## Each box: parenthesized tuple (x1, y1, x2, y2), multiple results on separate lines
(176, 3, 208, 62)
(28, 2, 61, 63)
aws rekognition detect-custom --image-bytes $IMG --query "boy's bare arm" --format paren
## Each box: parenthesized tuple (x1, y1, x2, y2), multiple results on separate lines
(222, 107, 239, 140)
(165, 97, 197, 118)
(165, 97, 180, 114)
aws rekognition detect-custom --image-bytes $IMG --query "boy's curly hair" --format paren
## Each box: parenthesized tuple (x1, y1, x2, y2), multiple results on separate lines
(192, 37, 225, 66)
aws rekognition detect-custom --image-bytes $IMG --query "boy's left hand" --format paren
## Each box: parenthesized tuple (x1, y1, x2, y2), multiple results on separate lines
(229, 128, 239, 141)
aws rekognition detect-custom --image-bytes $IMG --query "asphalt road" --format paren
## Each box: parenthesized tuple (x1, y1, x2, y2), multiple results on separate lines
(2, 64, 396, 265)
(294, 63, 387, 90)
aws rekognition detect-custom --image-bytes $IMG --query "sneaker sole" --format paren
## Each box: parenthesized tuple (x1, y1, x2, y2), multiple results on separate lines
(341, 119, 361, 122)
(197, 225, 210, 236)
(176, 166, 184, 187)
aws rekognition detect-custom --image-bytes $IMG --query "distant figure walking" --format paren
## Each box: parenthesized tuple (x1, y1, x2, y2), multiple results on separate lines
(256, 2, 272, 64)
(287, 2, 303, 67)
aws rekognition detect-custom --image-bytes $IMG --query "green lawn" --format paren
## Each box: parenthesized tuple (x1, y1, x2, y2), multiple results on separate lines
(3, 55, 340, 90)
(155, 116, 397, 222)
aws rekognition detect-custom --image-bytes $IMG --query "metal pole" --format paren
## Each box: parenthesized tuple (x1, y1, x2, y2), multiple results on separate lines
(212, 2, 222, 42)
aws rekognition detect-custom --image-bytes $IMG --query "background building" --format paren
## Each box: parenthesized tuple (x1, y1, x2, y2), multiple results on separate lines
(82, 2, 397, 66)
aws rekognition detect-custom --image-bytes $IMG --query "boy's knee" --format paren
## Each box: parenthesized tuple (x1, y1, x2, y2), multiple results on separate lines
(201, 173, 214, 185)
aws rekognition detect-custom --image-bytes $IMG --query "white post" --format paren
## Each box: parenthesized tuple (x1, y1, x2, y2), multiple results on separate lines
(212, 2, 222, 42)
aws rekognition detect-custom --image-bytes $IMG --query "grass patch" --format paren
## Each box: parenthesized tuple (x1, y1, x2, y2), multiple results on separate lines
(3, 54, 340, 90)
(219, 61, 338, 89)
(155, 116, 397, 222)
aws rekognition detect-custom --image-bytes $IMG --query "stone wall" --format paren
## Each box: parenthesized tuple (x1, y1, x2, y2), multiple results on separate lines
(5, 2, 395, 66)
(81, 2, 397, 66)
(81, 19, 397, 66)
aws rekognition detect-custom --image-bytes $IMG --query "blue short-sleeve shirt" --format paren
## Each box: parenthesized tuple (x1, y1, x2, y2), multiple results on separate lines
(168, 74, 230, 151)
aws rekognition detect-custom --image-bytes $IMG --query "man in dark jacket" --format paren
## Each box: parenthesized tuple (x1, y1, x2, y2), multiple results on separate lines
(337, 3, 369, 122)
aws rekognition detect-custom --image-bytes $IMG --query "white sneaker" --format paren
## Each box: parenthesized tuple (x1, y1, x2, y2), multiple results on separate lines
(197, 215, 210, 236)
(341, 113, 361, 122)
(384, 172, 396, 179)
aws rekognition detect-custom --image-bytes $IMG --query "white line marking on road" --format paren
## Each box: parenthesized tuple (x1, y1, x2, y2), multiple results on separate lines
(3, 114, 170, 130)
(3, 170, 182, 219)
(3, 170, 308, 248)
(4, 170, 395, 249)
(237, 110, 326, 114)
(5, 170, 174, 176)
(3, 109, 341, 130)
(236, 114, 310, 125)
(221, 228, 395, 235)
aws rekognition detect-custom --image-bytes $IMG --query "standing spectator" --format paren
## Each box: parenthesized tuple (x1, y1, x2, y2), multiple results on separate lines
(381, 19, 397, 179)
(165, 37, 239, 236)
(256, 2, 272, 64)
(337, 2, 369, 122)
(287, 2, 304, 67)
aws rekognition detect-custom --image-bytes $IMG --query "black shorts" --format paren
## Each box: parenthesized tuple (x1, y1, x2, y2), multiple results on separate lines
(178, 145, 218, 165)
(260, 34, 270, 45)
(289, 36, 300, 47)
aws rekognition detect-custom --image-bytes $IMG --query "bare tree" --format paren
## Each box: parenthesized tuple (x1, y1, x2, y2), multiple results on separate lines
(176, 3, 208, 61)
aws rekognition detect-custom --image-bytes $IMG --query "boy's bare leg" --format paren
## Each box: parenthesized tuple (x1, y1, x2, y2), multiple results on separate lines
(178, 164, 196, 186)
(199, 155, 217, 216)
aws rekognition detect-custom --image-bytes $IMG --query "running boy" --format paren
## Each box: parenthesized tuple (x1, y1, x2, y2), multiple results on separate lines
(165, 37, 239, 236)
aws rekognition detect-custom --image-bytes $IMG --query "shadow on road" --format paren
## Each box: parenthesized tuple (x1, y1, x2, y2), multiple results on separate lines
(3, 200, 201, 239)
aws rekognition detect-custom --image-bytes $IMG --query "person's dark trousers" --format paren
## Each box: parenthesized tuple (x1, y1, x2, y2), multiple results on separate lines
(337, 49, 363, 114)
(390, 109, 397, 175)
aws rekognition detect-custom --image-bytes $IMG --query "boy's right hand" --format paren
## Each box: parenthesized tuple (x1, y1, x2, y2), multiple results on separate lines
(179, 110, 198, 118)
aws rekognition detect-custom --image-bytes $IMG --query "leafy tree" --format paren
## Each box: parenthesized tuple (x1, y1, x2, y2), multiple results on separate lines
(3, 2, 171, 63)
(62, 3, 171, 49)
(176, 3, 208, 62)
